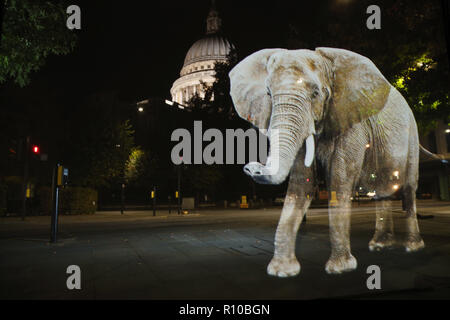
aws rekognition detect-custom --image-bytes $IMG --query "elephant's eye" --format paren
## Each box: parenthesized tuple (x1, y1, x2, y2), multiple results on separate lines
(312, 90, 320, 99)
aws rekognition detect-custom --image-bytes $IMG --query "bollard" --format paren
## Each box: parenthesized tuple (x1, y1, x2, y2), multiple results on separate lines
(168, 195, 171, 214)
(152, 187, 156, 216)
(50, 165, 60, 243)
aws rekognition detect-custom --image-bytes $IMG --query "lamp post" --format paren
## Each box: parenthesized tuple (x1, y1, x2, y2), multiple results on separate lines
(177, 163, 181, 215)
(166, 103, 185, 214)
(133, 98, 187, 216)
(135, 100, 149, 146)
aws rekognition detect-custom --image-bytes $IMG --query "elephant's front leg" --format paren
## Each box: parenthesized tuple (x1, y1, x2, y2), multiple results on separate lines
(267, 158, 313, 277)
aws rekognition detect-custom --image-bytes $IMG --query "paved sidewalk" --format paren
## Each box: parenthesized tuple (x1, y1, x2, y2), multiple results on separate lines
(2, 199, 448, 227)
(1, 202, 450, 299)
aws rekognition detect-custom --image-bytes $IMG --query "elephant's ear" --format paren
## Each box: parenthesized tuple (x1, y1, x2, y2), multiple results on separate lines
(229, 49, 284, 130)
(315, 47, 391, 133)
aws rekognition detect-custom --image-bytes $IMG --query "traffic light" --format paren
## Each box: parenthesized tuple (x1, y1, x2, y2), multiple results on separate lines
(32, 145, 40, 154)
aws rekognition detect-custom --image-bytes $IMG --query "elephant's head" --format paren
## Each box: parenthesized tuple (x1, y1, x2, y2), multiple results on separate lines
(229, 47, 391, 184)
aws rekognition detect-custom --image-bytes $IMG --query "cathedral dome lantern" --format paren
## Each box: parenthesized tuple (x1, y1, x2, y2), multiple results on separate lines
(206, 1, 221, 34)
(170, 1, 235, 105)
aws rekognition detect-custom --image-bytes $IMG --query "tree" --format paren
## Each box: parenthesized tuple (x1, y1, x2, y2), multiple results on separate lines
(188, 48, 239, 119)
(0, 0, 77, 86)
(75, 120, 135, 189)
(66, 92, 136, 190)
(287, 0, 449, 134)
(183, 164, 224, 200)
(124, 147, 159, 187)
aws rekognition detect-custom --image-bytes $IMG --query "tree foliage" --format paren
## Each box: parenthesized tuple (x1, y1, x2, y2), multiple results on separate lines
(124, 147, 159, 187)
(182, 164, 224, 198)
(86, 120, 134, 188)
(188, 48, 239, 119)
(0, 0, 77, 86)
(66, 92, 136, 189)
(287, 0, 449, 134)
(75, 120, 135, 189)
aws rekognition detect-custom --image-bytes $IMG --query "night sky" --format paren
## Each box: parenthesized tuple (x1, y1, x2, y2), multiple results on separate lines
(3, 0, 349, 103)
(3, 0, 448, 112)
(1, 0, 448, 200)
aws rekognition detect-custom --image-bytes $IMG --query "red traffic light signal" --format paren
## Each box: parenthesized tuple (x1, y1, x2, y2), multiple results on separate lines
(32, 145, 40, 154)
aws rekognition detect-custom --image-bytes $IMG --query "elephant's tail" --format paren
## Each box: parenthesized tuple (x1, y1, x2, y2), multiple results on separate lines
(419, 145, 448, 163)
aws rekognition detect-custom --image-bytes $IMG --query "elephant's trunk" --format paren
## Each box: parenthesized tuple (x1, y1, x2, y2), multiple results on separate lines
(244, 94, 315, 184)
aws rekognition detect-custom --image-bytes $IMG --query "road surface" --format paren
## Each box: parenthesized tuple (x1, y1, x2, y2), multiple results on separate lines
(1, 201, 450, 299)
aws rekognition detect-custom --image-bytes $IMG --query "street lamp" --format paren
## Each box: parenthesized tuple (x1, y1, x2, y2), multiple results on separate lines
(136, 99, 148, 112)
(165, 99, 187, 110)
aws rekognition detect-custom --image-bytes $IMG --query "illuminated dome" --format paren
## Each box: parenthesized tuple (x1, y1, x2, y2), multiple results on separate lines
(170, 1, 235, 105)
(183, 34, 234, 67)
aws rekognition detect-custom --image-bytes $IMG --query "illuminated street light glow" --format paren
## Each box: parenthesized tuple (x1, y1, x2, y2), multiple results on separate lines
(165, 99, 187, 110)
(392, 184, 399, 190)
(445, 129, 450, 133)
(138, 107, 144, 112)
(393, 170, 399, 178)
(365, 144, 370, 148)
(136, 99, 149, 105)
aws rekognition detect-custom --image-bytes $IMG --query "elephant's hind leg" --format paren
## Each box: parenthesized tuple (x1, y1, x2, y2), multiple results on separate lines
(325, 192, 357, 274)
(369, 199, 395, 251)
(402, 132, 424, 252)
(403, 184, 425, 252)
(325, 136, 363, 274)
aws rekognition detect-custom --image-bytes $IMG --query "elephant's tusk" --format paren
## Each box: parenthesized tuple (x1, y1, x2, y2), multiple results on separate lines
(304, 135, 315, 167)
